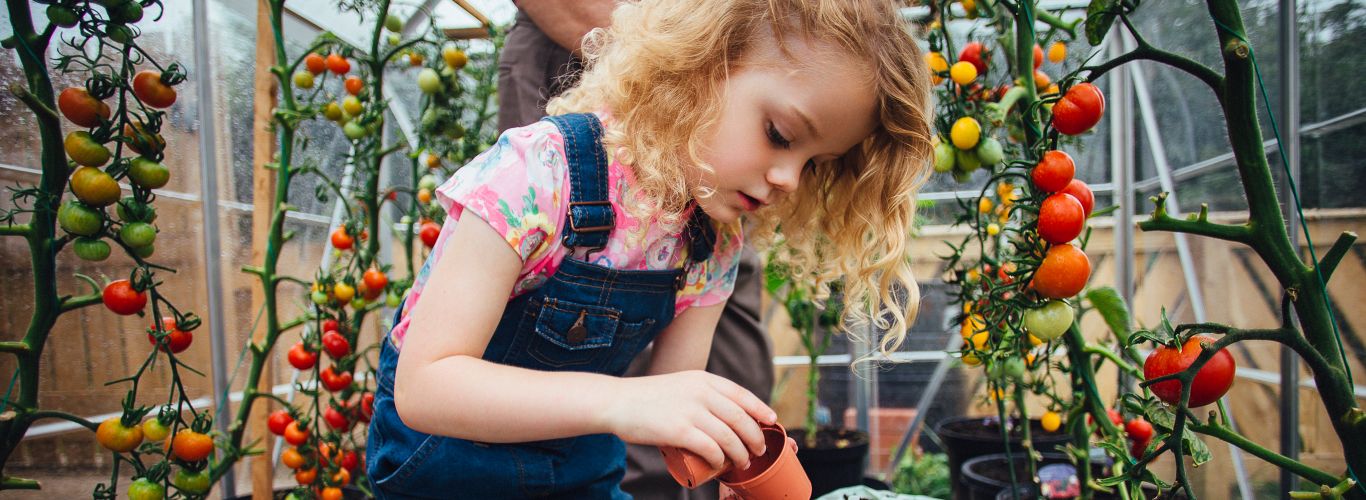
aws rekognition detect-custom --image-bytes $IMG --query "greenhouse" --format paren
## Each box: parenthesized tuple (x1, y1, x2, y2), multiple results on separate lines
(0, 0, 1362, 499)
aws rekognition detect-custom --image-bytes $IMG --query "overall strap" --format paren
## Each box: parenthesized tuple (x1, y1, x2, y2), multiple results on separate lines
(684, 204, 715, 264)
(543, 113, 613, 251)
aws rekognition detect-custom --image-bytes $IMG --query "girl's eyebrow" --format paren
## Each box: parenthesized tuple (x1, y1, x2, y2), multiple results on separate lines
(790, 105, 821, 140)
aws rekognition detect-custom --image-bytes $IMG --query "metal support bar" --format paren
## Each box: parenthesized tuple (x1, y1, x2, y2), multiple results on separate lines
(1131, 56, 1253, 500)
(885, 332, 964, 483)
(191, 0, 233, 495)
(1278, 0, 1302, 496)
(1110, 23, 1137, 390)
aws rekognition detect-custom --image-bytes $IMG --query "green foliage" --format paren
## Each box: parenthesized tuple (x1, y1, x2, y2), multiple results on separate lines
(892, 452, 951, 499)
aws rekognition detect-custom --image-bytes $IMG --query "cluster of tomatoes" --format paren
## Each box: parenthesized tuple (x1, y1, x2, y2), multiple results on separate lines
(267, 397, 371, 500)
(927, 37, 1070, 182)
(57, 67, 178, 262)
(296, 49, 384, 142)
(97, 409, 216, 500)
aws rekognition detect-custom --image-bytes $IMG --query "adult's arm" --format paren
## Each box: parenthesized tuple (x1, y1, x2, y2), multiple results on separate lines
(516, 0, 617, 53)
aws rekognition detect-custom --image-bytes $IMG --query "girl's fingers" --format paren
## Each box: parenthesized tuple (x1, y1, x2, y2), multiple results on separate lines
(695, 413, 750, 470)
(681, 425, 727, 471)
(709, 376, 777, 425)
(707, 391, 767, 457)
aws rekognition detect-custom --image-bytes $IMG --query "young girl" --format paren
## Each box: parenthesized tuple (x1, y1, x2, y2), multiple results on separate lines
(366, 0, 932, 497)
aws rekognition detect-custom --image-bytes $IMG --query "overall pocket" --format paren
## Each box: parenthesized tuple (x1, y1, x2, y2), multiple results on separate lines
(527, 298, 621, 369)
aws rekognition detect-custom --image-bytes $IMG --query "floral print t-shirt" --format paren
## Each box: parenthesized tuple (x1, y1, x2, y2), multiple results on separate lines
(388, 117, 743, 350)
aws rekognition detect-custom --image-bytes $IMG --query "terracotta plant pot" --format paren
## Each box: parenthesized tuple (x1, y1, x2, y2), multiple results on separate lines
(661, 422, 812, 499)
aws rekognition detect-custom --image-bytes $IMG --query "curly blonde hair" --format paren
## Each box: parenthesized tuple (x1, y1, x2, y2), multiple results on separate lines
(547, 0, 933, 354)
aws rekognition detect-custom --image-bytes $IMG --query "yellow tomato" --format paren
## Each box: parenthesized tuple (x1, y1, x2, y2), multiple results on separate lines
(333, 282, 355, 303)
(950, 61, 978, 86)
(950, 117, 981, 149)
(960, 314, 985, 339)
(1047, 42, 1067, 63)
(1042, 411, 1062, 432)
(986, 223, 1001, 236)
(925, 52, 949, 85)
(978, 197, 993, 214)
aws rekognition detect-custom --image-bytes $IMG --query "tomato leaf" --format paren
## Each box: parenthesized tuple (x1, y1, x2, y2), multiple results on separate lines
(1087, 287, 1133, 342)
(1144, 404, 1213, 466)
(1085, 0, 1120, 46)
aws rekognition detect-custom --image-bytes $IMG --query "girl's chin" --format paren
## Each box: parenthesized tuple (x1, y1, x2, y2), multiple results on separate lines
(694, 198, 741, 224)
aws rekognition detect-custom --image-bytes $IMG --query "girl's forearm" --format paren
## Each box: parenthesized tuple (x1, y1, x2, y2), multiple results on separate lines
(393, 354, 622, 443)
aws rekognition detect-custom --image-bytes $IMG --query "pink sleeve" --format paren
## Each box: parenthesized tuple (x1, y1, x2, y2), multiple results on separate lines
(688, 222, 744, 309)
(434, 121, 569, 267)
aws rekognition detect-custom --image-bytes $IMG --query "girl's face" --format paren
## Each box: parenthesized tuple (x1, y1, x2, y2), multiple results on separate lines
(694, 33, 878, 224)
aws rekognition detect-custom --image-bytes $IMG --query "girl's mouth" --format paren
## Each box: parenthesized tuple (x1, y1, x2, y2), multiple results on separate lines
(738, 192, 762, 211)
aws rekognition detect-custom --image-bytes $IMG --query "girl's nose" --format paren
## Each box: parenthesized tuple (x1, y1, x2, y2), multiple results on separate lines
(766, 160, 802, 195)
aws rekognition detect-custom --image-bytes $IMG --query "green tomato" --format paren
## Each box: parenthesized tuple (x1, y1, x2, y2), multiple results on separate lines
(293, 71, 314, 89)
(418, 174, 438, 191)
(976, 137, 1004, 166)
(1003, 357, 1026, 381)
(311, 290, 329, 305)
(47, 5, 79, 27)
(343, 121, 367, 140)
(128, 157, 170, 189)
(58, 200, 104, 236)
(388, 33, 401, 46)
(416, 68, 442, 94)
(955, 148, 982, 172)
(134, 243, 154, 258)
(386, 292, 402, 308)
(107, 23, 136, 44)
(172, 468, 211, 494)
(385, 14, 403, 32)
(932, 141, 956, 173)
(73, 237, 111, 261)
(1023, 300, 1074, 341)
(110, 1, 143, 23)
(126, 478, 165, 500)
(120, 222, 157, 248)
(350, 297, 367, 310)
(116, 196, 157, 223)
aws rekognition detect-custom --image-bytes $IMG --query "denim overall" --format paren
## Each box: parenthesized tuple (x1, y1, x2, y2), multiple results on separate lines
(367, 113, 715, 499)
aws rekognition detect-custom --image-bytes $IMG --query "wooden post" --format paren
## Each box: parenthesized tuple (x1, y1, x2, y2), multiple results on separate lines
(249, 0, 280, 497)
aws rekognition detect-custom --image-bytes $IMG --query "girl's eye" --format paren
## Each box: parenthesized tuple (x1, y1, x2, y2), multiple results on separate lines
(766, 122, 792, 149)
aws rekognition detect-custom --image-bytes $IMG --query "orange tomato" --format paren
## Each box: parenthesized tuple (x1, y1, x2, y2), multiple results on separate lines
(305, 53, 326, 74)
(281, 447, 306, 469)
(344, 76, 363, 96)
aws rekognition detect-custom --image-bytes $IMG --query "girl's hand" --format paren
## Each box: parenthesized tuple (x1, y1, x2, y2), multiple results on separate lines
(602, 370, 777, 471)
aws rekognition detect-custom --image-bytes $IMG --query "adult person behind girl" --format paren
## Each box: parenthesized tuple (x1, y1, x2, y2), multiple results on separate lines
(498, 2, 774, 498)
(368, 0, 933, 497)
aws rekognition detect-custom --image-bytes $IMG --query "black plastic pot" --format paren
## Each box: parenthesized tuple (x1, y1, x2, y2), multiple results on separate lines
(992, 478, 1174, 500)
(787, 427, 870, 498)
(934, 416, 1072, 500)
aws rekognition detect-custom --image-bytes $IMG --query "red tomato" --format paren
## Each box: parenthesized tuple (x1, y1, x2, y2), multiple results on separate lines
(304, 53, 326, 75)
(363, 268, 388, 293)
(284, 420, 309, 446)
(1038, 193, 1085, 244)
(340, 450, 360, 471)
(359, 393, 374, 423)
(321, 318, 339, 334)
(322, 330, 351, 358)
(171, 429, 214, 461)
(1060, 179, 1095, 217)
(324, 406, 350, 430)
(132, 70, 177, 108)
(958, 41, 988, 75)
(1032, 150, 1075, 192)
(288, 342, 318, 370)
(295, 467, 317, 485)
(1052, 82, 1106, 135)
(1087, 408, 1124, 428)
(268, 410, 294, 436)
(331, 228, 354, 250)
(344, 76, 363, 96)
(419, 221, 440, 248)
(325, 54, 350, 75)
(1031, 244, 1091, 299)
(1144, 334, 1236, 407)
(148, 316, 193, 354)
(320, 366, 353, 392)
(1125, 418, 1155, 442)
(58, 87, 111, 128)
(1032, 44, 1043, 70)
(103, 279, 148, 315)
